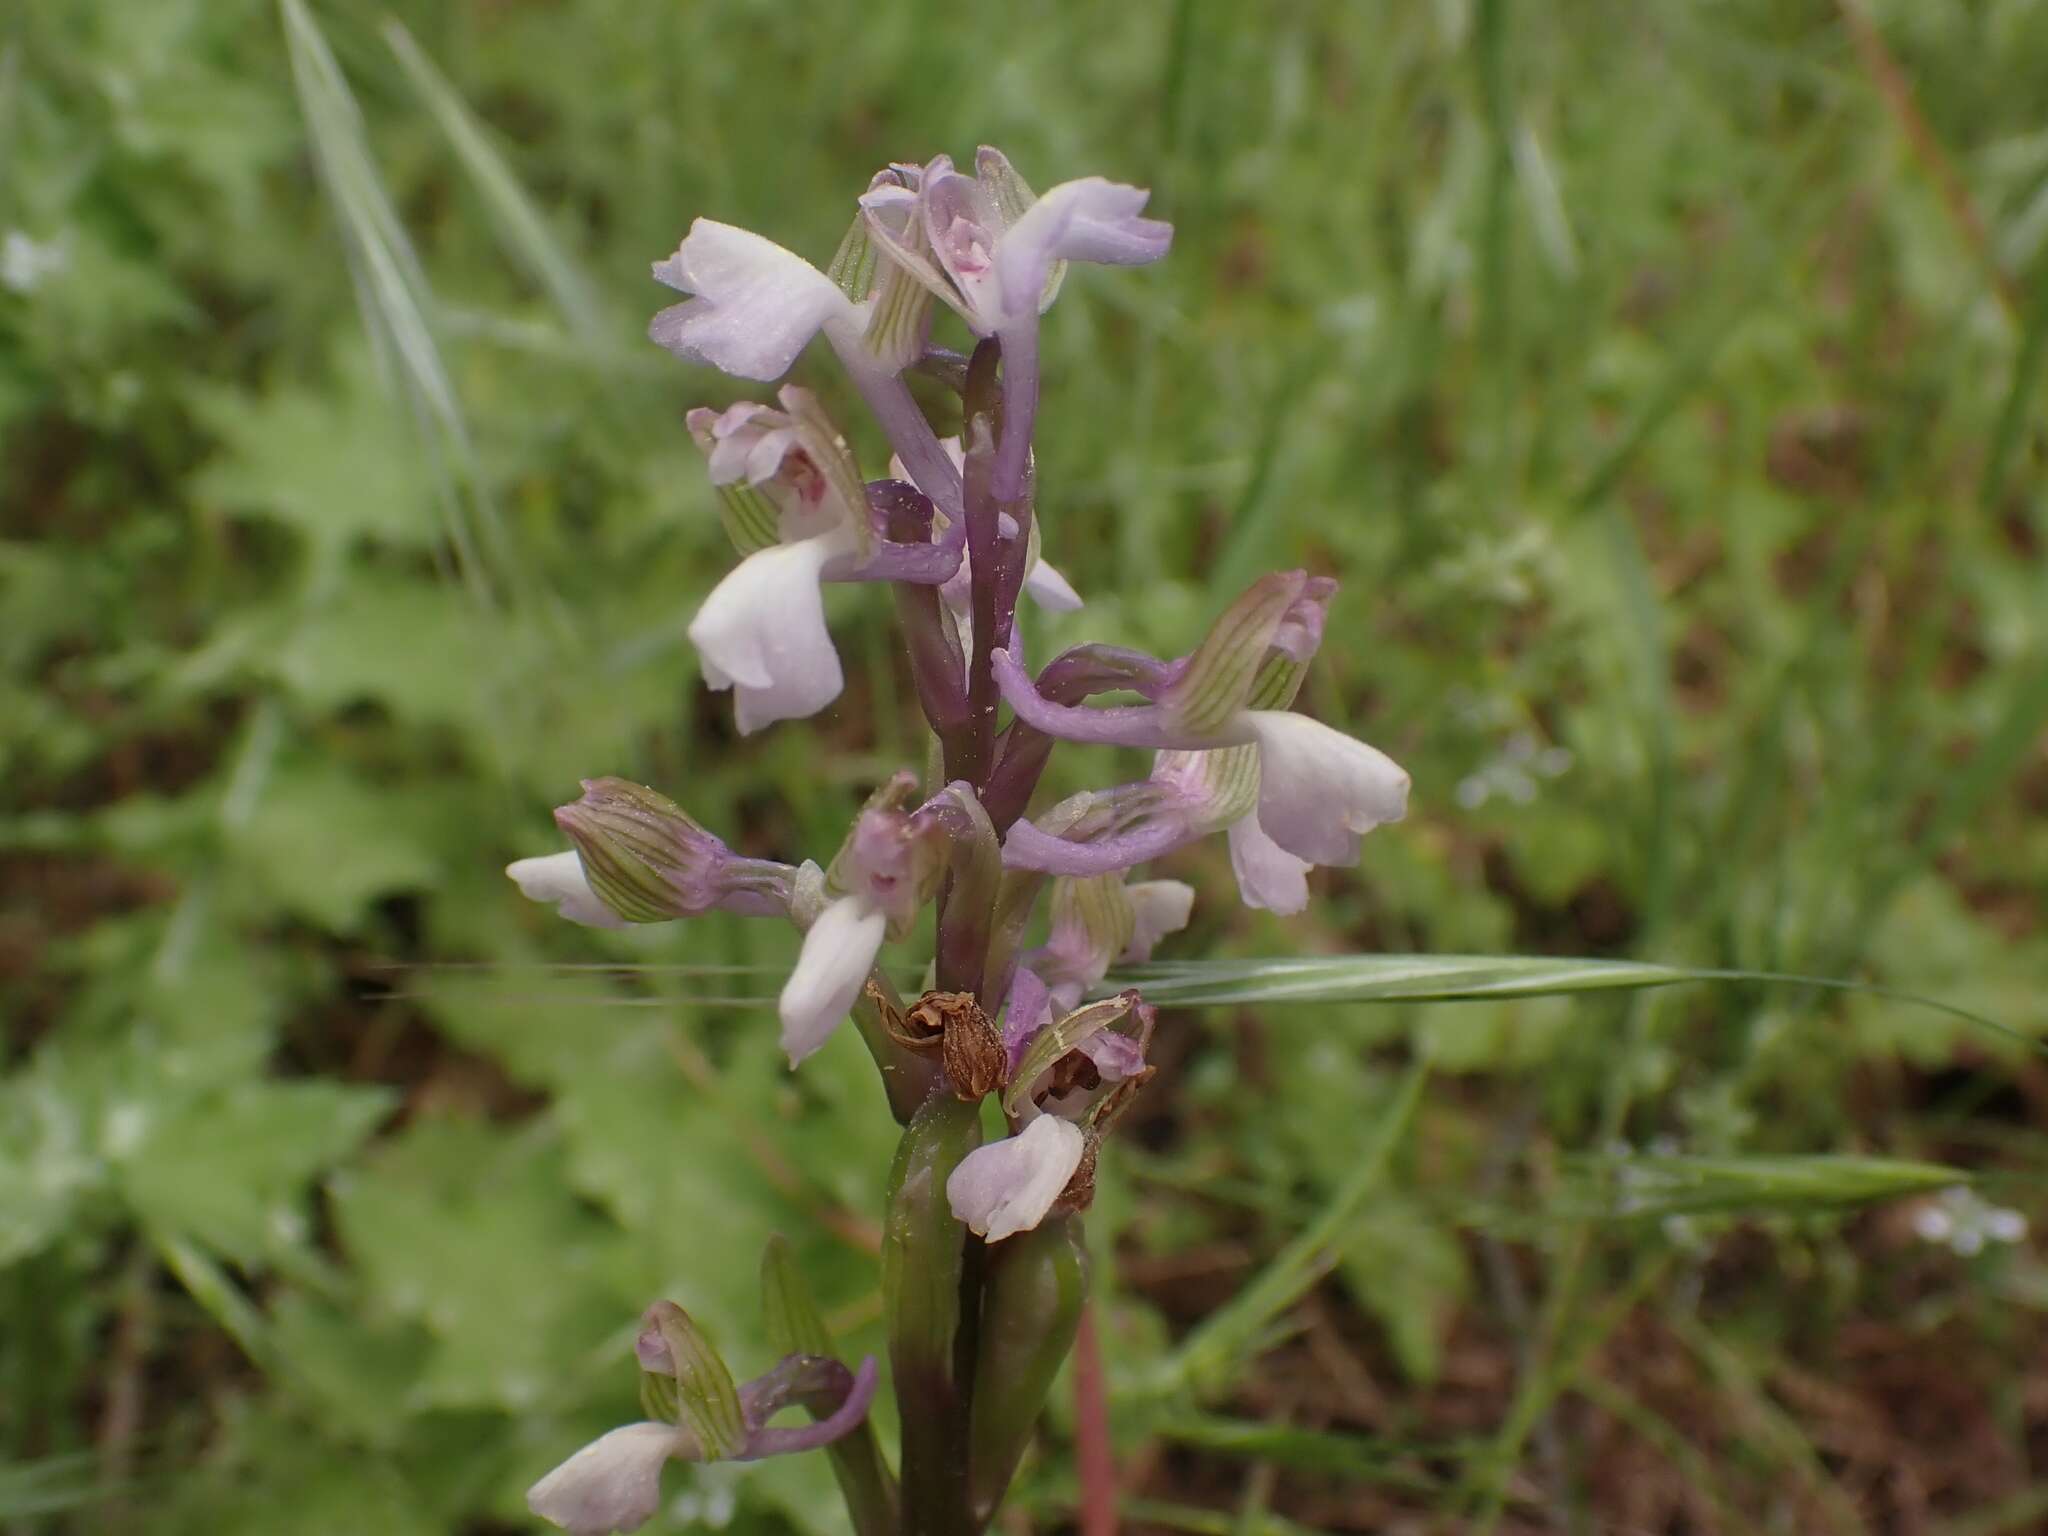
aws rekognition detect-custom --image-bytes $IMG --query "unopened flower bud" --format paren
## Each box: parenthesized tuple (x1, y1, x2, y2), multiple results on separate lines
(554, 777, 790, 923)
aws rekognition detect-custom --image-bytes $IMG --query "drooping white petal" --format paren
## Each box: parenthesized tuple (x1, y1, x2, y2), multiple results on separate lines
(993, 178, 1171, 323)
(1243, 711, 1410, 868)
(946, 1114, 1086, 1243)
(1226, 815, 1313, 915)
(649, 220, 861, 381)
(1023, 558, 1084, 612)
(687, 532, 852, 734)
(507, 851, 628, 930)
(527, 1421, 689, 1536)
(778, 895, 887, 1066)
(1123, 879, 1195, 961)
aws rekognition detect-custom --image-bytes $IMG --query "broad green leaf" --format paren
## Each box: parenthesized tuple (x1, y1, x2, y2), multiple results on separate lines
(119, 1080, 392, 1264)
(225, 763, 441, 934)
(269, 1294, 432, 1447)
(265, 573, 520, 730)
(329, 1115, 628, 1411)
(190, 350, 437, 551)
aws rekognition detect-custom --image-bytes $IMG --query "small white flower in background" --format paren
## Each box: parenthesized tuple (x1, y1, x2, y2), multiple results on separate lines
(1, 230, 70, 295)
(1455, 729, 1573, 810)
(946, 1112, 1087, 1242)
(1912, 1186, 2027, 1257)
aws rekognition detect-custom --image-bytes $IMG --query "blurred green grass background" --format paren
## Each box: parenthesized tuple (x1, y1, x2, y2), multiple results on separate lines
(5, 0, 2048, 1530)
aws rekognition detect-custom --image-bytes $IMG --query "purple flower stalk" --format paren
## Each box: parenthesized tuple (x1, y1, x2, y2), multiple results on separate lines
(509, 143, 1411, 1536)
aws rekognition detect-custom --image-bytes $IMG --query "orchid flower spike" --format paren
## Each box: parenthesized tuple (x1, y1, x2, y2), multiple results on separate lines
(509, 780, 793, 928)
(993, 571, 1410, 875)
(779, 776, 943, 1066)
(863, 147, 1172, 500)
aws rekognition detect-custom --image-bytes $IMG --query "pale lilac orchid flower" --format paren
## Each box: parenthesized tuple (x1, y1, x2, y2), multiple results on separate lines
(527, 1337, 879, 1536)
(684, 390, 963, 734)
(649, 219, 964, 516)
(993, 572, 1408, 888)
(863, 149, 1172, 503)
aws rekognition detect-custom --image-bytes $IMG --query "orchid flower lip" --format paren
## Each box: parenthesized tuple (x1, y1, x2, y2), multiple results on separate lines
(778, 893, 888, 1066)
(945, 1113, 1086, 1242)
(507, 850, 630, 930)
(688, 530, 854, 734)
(526, 1420, 689, 1536)
(1243, 709, 1411, 867)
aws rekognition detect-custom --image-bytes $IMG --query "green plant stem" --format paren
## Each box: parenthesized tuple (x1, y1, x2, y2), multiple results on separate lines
(883, 1094, 984, 1536)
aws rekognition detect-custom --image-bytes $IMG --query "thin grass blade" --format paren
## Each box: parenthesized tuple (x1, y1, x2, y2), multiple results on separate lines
(278, 0, 508, 599)
(1561, 1152, 1969, 1221)
(381, 19, 606, 344)
(1136, 1059, 1428, 1401)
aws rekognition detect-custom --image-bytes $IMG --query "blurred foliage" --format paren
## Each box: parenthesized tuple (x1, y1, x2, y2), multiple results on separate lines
(4, 0, 2048, 1530)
